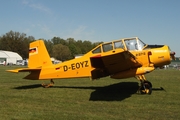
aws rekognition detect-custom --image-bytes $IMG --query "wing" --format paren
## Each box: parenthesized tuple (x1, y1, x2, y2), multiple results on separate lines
(90, 51, 142, 79)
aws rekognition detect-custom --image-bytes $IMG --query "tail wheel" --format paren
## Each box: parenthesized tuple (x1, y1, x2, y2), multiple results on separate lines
(140, 81, 152, 95)
(42, 79, 54, 88)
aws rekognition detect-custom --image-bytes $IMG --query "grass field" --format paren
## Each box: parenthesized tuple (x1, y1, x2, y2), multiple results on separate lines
(0, 66, 180, 120)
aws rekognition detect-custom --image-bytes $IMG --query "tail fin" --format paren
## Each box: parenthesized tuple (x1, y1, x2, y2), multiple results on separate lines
(28, 40, 52, 68)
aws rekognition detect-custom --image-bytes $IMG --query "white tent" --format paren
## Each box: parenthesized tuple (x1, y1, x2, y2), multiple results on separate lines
(0, 50, 22, 65)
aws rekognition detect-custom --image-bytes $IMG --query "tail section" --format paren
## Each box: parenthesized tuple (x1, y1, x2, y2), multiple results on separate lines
(28, 40, 52, 68)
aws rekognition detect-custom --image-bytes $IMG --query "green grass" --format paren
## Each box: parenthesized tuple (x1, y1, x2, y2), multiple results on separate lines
(0, 66, 180, 120)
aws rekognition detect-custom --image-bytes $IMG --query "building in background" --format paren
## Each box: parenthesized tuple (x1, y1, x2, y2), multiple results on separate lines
(0, 50, 22, 65)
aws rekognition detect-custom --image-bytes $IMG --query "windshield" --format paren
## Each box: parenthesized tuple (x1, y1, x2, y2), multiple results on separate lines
(138, 38, 146, 50)
(124, 38, 146, 50)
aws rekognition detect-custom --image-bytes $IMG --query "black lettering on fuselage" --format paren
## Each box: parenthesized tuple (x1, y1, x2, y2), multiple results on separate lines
(76, 63, 80, 69)
(80, 61, 84, 67)
(71, 63, 75, 70)
(136, 52, 146, 57)
(84, 60, 89, 67)
(63, 60, 89, 72)
(63, 65, 68, 71)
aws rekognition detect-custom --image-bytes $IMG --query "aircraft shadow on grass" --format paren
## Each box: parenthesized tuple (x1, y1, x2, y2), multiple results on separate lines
(13, 82, 165, 101)
(13, 84, 42, 89)
(152, 87, 166, 91)
(13, 82, 138, 101)
(89, 82, 139, 101)
(53, 82, 139, 101)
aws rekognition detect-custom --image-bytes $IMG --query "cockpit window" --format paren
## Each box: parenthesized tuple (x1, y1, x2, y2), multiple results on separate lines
(114, 41, 124, 49)
(92, 46, 101, 54)
(124, 38, 146, 50)
(124, 39, 138, 50)
(138, 38, 146, 50)
(102, 43, 113, 52)
(91, 38, 147, 54)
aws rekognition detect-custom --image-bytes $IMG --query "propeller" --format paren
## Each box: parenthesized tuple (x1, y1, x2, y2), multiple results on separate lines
(168, 46, 175, 60)
(170, 51, 175, 60)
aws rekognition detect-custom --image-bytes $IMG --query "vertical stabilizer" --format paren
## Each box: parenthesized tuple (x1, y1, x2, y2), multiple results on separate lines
(28, 40, 52, 68)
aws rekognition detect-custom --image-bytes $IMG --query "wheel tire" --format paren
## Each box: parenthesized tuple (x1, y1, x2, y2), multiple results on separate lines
(140, 81, 152, 95)
(144, 81, 152, 95)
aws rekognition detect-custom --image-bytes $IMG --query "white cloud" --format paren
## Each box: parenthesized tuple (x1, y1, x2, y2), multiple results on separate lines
(22, 0, 52, 14)
(29, 3, 52, 14)
(40, 25, 55, 38)
(22, 0, 29, 5)
(22, 23, 55, 40)
(64, 25, 95, 40)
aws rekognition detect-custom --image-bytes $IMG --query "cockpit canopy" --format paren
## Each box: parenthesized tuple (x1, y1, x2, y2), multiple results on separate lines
(92, 37, 146, 54)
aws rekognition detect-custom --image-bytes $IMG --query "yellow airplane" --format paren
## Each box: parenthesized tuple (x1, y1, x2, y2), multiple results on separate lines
(7, 37, 175, 94)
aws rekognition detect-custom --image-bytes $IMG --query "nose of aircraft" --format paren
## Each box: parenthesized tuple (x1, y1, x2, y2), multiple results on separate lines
(148, 45, 173, 67)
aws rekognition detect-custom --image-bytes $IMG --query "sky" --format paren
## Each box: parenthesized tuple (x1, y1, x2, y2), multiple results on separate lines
(0, 0, 180, 56)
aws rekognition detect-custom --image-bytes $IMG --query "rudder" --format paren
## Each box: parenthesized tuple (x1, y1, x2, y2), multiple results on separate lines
(28, 40, 52, 68)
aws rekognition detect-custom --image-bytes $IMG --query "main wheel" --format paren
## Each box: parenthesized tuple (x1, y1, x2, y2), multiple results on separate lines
(140, 81, 152, 95)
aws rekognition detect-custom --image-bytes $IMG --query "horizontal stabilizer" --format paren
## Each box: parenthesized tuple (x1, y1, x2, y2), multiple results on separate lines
(6, 68, 41, 73)
(7, 68, 42, 80)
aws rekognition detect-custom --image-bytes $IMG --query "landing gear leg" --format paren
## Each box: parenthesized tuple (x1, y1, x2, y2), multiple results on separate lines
(136, 75, 152, 95)
(42, 79, 54, 88)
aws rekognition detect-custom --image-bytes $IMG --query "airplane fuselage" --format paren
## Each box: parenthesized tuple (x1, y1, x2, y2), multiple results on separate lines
(33, 37, 172, 80)
(8, 37, 173, 81)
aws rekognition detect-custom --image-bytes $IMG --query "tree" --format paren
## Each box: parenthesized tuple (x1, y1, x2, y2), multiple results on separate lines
(52, 44, 71, 61)
(0, 31, 103, 60)
(51, 37, 67, 45)
(92, 41, 103, 48)
(0, 30, 35, 58)
(81, 40, 93, 54)
(68, 44, 80, 58)
(67, 38, 75, 45)
(44, 40, 53, 57)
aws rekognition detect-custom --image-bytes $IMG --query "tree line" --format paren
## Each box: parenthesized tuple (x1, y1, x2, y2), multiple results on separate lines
(0, 30, 102, 61)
